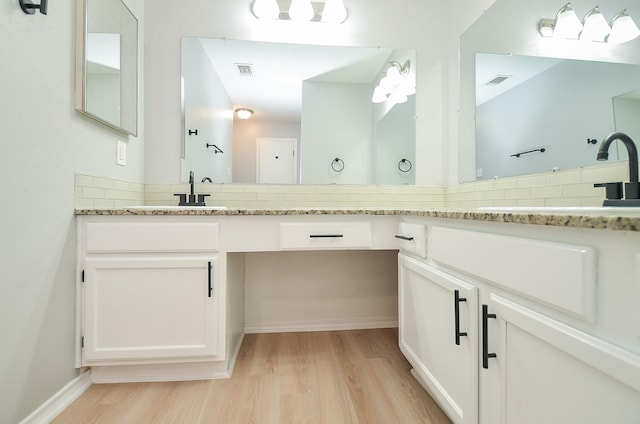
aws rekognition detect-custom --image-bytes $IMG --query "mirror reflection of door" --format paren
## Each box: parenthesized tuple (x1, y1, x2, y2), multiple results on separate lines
(256, 137, 298, 184)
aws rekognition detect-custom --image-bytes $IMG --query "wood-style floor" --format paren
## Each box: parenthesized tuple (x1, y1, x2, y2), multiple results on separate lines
(53, 329, 451, 423)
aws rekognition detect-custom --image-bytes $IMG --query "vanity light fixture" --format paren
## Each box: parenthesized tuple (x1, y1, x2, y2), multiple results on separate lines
(289, 0, 314, 22)
(539, 4, 640, 44)
(580, 7, 610, 42)
(321, 0, 348, 24)
(235, 108, 254, 120)
(371, 61, 415, 104)
(19, 0, 47, 15)
(252, 0, 348, 24)
(253, 0, 280, 20)
(608, 9, 640, 44)
(553, 3, 583, 39)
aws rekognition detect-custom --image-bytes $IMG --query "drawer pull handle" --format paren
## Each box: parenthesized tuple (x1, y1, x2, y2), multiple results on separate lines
(208, 261, 213, 298)
(482, 304, 497, 369)
(395, 235, 414, 241)
(309, 234, 344, 238)
(454, 290, 468, 345)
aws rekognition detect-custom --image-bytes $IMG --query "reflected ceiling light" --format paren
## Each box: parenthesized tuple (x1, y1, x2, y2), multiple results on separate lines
(608, 9, 640, 44)
(553, 3, 583, 39)
(289, 0, 314, 22)
(580, 7, 610, 42)
(252, 0, 280, 20)
(321, 0, 347, 24)
(371, 60, 415, 105)
(235, 108, 254, 120)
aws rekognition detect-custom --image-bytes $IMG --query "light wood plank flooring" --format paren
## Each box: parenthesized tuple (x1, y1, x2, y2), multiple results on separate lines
(54, 329, 451, 423)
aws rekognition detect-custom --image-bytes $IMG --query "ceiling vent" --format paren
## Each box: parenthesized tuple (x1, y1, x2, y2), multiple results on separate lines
(485, 75, 511, 86)
(236, 63, 254, 76)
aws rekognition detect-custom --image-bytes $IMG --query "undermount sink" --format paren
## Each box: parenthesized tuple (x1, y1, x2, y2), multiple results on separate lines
(125, 205, 228, 211)
(477, 206, 640, 215)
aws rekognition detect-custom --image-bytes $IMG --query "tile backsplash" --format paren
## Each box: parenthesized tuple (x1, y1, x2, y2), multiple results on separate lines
(76, 162, 627, 209)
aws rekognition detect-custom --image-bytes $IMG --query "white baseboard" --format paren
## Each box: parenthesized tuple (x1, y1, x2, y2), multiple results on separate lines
(244, 317, 398, 334)
(19, 370, 92, 424)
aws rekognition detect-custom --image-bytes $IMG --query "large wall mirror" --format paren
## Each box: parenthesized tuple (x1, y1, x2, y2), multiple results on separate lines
(180, 38, 416, 185)
(75, 0, 138, 136)
(459, 0, 640, 182)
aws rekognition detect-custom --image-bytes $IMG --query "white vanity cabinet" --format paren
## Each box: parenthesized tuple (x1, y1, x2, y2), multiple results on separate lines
(398, 219, 640, 424)
(479, 292, 640, 424)
(398, 254, 479, 424)
(77, 217, 224, 366)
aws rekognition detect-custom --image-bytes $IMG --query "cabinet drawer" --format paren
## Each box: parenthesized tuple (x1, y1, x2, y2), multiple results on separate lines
(85, 222, 219, 252)
(395, 222, 427, 257)
(280, 222, 372, 250)
(430, 226, 595, 321)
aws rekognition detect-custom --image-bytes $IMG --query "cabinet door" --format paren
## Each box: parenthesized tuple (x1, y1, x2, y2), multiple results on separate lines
(398, 254, 479, 424)
(82, 256, 220, 364)
(480, 293, 640, 424)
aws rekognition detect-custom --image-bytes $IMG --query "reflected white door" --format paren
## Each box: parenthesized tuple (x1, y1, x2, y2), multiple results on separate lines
(256, 137, 298, 184)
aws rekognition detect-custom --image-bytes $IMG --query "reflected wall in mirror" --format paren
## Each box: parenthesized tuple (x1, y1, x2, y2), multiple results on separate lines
(458, 0, 640, 183)
(180, 38, 416, 185)
(475, 53, 640, 180)
(75, 0, 138, 136)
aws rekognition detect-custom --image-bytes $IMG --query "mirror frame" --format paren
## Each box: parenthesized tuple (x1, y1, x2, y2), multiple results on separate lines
(74, 0, 138, 136)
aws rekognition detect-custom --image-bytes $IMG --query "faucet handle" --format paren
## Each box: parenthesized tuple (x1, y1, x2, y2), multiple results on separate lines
(594, 182, 623, 200)
(625, 182, 640, 199)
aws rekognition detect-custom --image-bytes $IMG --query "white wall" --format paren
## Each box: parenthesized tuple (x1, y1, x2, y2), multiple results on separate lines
(301, 81, 372, 184)
(181, 38, 233, 183)
(144, 0, 448, 185)
(0, 0, 144, 422)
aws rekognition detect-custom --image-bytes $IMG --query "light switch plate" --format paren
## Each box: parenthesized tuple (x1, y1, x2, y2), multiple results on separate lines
(116, 140, 127, 166)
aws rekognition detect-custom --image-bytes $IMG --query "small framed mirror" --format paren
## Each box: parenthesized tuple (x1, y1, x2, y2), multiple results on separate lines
(75, 0, 138, 136)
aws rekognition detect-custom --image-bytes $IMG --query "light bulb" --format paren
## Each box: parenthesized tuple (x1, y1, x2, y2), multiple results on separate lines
(253, 0, 280, 20)
(321, 0, 347, 24)
(371, 86, 387, 103)
(289, 0, 314, 22)
(608, 10, 640, 44)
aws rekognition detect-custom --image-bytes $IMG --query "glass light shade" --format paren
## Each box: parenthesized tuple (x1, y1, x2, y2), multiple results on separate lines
(378, 76, 395, 94)
(580, 8, 611, 42)
(399, 81, 416, 96)
(553, 3, 583, 39)
(385, 65, 403, 85)
(371, 86, 387, 103)
(289, 0, 314, 22)
(608, 10, 640, 44)
(321, 0, 347, 24)
(253, 0, 280, 20)
(388, 90, 408, 105)
(235, 108, 253, 120)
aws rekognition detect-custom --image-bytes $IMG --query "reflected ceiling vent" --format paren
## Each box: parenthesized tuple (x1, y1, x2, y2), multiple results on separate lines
(235, 63, 254, 76)
(485, 75, 512, 86)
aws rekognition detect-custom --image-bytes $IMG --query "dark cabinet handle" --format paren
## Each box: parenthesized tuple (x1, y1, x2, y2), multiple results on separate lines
(482, 304, 497, 369)
(208, 261, 213, 298)
(395, 235, 414, 241)
(454, 290, 468, 345)
(309, 234, 344, 238)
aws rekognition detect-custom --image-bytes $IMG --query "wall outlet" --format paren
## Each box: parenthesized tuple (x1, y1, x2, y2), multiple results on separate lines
(116, 140, 127, 166)
(476, 168, 483, 177)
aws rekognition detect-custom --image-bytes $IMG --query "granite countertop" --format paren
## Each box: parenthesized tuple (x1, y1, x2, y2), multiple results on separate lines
(75, 207, 640, 232)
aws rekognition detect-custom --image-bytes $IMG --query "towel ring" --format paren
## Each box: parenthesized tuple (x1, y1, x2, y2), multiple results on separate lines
(398, 158, 412, 173)
(331, 158, 345, 172)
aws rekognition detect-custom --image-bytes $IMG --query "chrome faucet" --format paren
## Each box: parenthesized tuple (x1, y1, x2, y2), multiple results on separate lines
(594, 132, 640, 206)
(174, 171, 210, 206)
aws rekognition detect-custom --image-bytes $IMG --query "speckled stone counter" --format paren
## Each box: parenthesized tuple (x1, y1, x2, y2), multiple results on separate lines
(74, 207, 640, 232)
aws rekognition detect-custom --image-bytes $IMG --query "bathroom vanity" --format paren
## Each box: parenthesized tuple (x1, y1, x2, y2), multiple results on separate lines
(75, 207, 640, 423)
